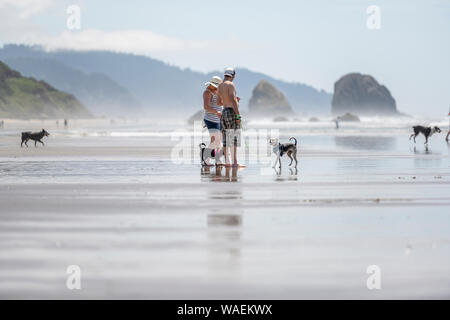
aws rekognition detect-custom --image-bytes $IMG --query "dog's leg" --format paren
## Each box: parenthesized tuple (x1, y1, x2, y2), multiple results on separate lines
(35, 140, 37, 147)
(287, 152, 293, 166)
(414, 134, 417, 143)
(21, 140, 24, 147)
(293, 151, 298, 169)
(39, 140, 45, 146)
(274, 151, 281, 169)
(272, 150, 279, 168)
(425, 135, 428, 145)
(278, 152, 281, 170)
(409, 133, 415, 141)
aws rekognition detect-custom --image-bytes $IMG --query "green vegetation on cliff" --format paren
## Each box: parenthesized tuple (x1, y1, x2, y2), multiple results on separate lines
(0, 60, 91, 119)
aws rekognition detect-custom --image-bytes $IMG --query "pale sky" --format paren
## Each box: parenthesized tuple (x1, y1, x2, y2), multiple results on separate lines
(0, 0, 449, 116)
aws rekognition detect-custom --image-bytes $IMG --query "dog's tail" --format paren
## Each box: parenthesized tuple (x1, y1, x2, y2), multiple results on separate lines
(289, 137, 297, 146)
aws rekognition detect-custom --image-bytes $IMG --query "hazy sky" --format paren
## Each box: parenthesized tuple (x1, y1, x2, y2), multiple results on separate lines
(0, 0, 449, 116)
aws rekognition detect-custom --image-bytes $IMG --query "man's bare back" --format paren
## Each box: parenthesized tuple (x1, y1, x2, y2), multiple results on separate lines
(217, 80, 239, 115)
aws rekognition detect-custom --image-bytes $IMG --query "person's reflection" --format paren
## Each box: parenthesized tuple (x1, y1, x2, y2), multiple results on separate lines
(201, 166, 241, 182)
(224, 166, 238, 182)
(203, 166, 244, 274)
(207, 208, 243, 274)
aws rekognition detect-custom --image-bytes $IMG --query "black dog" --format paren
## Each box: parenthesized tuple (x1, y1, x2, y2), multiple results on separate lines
(409, 125, 441, 144)
(21, 129, 50, 147)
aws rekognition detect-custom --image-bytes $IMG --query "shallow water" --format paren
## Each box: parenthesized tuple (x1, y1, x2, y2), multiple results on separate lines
(0, 119, 449, 299)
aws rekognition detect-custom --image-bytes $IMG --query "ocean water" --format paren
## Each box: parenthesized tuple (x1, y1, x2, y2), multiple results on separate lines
(0, 116, 449, 184)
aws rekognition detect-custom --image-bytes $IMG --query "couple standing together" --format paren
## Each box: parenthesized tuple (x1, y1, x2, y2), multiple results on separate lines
(203, 67, 242, 167)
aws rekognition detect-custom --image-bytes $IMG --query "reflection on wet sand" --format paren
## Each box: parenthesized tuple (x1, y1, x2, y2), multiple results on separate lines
(412, 145, 431, 155)
(273, 166, 298, 181)
(201, 166, 242, 182)
(206, 176, 243, 272)
(335, 136, 396, 151)
(207, 207, 243, 274)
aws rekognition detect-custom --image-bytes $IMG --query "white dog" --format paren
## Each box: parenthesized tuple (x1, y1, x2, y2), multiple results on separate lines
(269, 137, 298, 170)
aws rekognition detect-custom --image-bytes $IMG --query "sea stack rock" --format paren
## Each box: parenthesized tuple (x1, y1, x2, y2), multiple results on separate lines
(248, 80, 294, 117)
(331, 73, 398, 116)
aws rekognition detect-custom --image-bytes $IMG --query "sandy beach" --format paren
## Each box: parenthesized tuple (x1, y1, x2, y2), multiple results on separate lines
(0, 118, 449, 299)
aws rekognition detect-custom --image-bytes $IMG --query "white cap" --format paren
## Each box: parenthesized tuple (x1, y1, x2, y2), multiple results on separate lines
(224, 67, 236, 77)
(204, 76, 222, 88)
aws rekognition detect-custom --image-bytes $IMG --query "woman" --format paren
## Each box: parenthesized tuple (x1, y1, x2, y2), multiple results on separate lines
(203, 76, 223, 149)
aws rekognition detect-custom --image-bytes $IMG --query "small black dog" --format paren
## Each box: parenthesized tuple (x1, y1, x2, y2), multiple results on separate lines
(409, 125, 441, 144)
(199, 143, 224, 166)
(21, 129, 50, 147)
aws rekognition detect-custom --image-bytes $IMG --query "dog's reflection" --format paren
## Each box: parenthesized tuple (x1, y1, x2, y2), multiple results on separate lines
(412, 145, 431, 154)
(273, 166, 298, 180)
(201, 165, 240, 182)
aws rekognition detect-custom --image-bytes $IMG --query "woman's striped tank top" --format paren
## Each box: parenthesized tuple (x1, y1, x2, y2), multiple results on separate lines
(204, 93, 222, 123)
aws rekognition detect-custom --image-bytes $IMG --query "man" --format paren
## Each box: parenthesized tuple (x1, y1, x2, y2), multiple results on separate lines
(217, 67, 242, 167)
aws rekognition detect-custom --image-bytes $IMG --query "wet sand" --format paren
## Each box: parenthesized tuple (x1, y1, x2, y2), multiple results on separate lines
(0, 126, 450, 299)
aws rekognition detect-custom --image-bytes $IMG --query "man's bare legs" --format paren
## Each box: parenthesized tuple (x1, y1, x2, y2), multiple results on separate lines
(224, 146, 231, 166)
(231, 145, 238, 166)
(224, 145, 238, 167)
(224, 129, 241, 167)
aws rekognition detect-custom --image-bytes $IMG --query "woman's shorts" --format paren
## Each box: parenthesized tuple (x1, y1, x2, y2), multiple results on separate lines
(204, 119, 221, 131)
